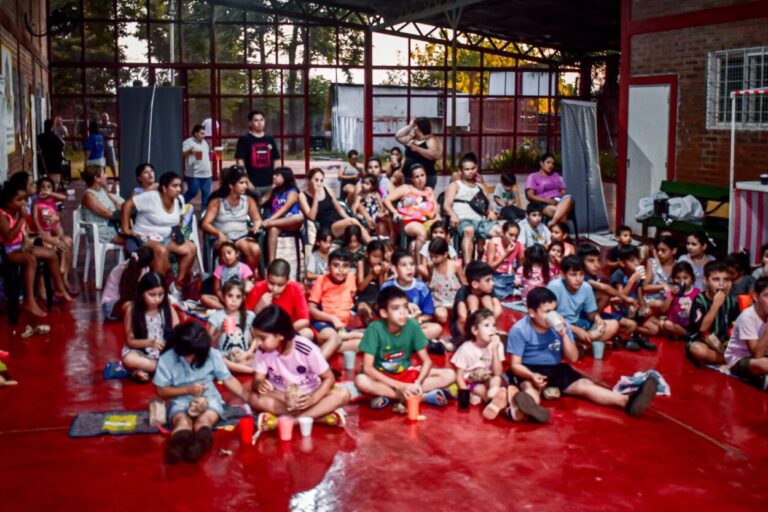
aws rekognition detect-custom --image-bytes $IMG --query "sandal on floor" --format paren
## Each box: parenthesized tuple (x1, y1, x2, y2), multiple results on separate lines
(130, 370, 150, 383)
(482, 387, 508, 420)
(443, 383, 459, 400)
(370, 396, 391, 410)
(422, 389, 447, 407)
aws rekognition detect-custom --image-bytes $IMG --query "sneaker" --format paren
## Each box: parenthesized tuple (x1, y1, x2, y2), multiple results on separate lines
(165, 430, 193, 464)
(168, 282, 183, 303)
(443, 383, 459, 400)
(513, 392, 550, 423)
(625, 378, 657, 417)
(633, 335, 657, 351)
(256, 412, 278, 431)
(370, 396, 392, 410)
(185, 426, 213, 462)
(318, 410, 347, 428)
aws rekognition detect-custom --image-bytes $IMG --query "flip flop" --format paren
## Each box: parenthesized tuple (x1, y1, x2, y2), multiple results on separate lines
(422, 389, 447, 407)
(370, 396, 391, 410)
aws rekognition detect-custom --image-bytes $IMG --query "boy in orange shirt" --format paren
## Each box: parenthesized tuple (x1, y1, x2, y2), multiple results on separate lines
(309, 249, 364, 358)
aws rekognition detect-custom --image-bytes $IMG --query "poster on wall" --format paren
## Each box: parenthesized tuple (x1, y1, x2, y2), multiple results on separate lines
(1, 44, 15, 154)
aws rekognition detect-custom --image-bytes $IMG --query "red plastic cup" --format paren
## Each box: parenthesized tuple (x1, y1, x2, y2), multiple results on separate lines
(239, 416, 254, 444)
(277, 415, 294, 441)
(406, 395, 420, 421)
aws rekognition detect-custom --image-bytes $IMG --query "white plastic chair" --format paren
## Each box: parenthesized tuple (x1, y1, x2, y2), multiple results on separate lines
(72, 207, 125, 289)
(189, 215, 205, 273)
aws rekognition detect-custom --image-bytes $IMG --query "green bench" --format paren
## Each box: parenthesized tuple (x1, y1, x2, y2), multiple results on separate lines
(639, 180, 729, 252)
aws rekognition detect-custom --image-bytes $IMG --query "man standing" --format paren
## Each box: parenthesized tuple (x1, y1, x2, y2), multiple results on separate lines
(37, 119, 64, 188)
(235, 110, 280, 198)
(182, 124, 212, 209)
(99, 112, 118, 178)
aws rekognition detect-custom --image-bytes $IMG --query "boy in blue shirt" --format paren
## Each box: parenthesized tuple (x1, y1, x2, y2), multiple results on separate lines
(609, 245, 658, 350)
(547, 256, 620, 355)
(355, 287, 456, 411)
(381, 251, 443, 341)
(507, 287, 657, 418)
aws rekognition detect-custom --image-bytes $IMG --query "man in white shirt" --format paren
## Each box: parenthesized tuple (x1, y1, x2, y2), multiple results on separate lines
(182, 124, 212, 209)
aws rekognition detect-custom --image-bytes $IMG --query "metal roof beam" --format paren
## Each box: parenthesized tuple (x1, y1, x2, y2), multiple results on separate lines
(371, 0, 484, 31)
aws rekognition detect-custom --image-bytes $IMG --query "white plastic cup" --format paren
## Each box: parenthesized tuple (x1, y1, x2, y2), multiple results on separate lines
(343, 350, 356, 371)
(545, 311, 564, 331)
(298, 416, 313, 437)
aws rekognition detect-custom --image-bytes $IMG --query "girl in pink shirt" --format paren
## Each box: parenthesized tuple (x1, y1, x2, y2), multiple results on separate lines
(516, 244, 551, 301)
(484, 221, 524, 300)
(657, 261, 700, 339)
(249, 305, 351, 431)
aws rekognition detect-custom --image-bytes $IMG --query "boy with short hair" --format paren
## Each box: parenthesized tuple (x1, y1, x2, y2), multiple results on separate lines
(687, 261, 740, 365)
(609, 245, 659, 350)
(309, 249, 364, 358)
(381, 251, 443, 341)
(492, 172, 525, 221)
(517, 203, 551, 248)
(724, 277, 768, 388)
(355, 287, 456, 411)
(451, 261, 502, 340)
(547, 256, 620, 353)
(507, 287, 658, 419)
(606, 225, 637, 270)
(246, 258, 313, 340)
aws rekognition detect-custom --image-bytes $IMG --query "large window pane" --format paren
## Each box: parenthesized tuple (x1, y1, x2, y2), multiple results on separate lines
(182, 25, 210, 63)
(278, 24, 305, 65)
(220, 98, 250, 137)
(52, 68, 82, 94)
(85, 23, 115, 62)
(219, 69, 249, 95)
(181, 0, 210, 22)
(86, 67, 116, 94)
(282, 70, 304, 95)
(246, 24, 277, 65)
(51, 23, 82, 62)
(51, 97, 84, 144)
(118, 23, 149, 63)
(187, 98, 211, 132)
(251, 70, 279, 95)
(186, 68, 210, 94)
(149, 23, 180, 64)
(118, 0, 146, 19)
(119, 67, 150, 88)
(150, 0, 176, 19)
(153, 68, 176, 86)
(215, 24, 245, 63)
(83, 0, 113, 19)
(284, 98, 305, 136)
(87, 98, 116, 124)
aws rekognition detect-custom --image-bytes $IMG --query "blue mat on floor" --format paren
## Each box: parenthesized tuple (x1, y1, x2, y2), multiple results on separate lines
(68, 404, 251, 438)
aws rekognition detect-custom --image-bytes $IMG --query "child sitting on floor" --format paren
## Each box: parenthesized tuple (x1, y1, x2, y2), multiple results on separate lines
(355, 287, 456, 412)
(249, 305, 350, 430)
(483, 220, 524, 300)
(642, 236, 678, 311)
(752, 243, 768, 280)
(381, 251, 444, 341)
(356, 174, 386, 236)
(342, 224, 366, 273)
(101, 246, 153, 321)
(309, 249, 364, 358)
(306, 226, 333, 284)
(155, 322, 249, 463)
(724, 277, 768, 389)
(679, 232, 715, 291)
(123, 272, 180, 382)
(517, 202, 551, 248)
(206, 279, 257, 374)
(451, 261, 502, 342)
(246, 259, 313, 340)
(687, 261, 739, 365)
(547, 256, 621, 353)
(609, 245, 659, 351)
(550, 222, 575, 256)
(606, 225, 635, 270)
(426, 238, 465, 325)
(201, 242, 254, 309)
(725, 251, 756, 296)
(507, 287, 657, 421)
(517, 244, 551, 301)
(418, 220, 457, 280)
(548, 240, 564, 279)
(657, 261, 700, 339)
(451, 309, 515, 420)
(356, 240, 389, 326)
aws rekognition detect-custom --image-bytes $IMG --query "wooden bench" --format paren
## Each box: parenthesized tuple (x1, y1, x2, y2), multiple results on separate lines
(640, 180, 729, 252)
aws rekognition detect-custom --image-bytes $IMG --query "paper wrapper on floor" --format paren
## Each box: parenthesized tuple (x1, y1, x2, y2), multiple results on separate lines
(148, 399, 167, 426)
(285, 384, 302, 411)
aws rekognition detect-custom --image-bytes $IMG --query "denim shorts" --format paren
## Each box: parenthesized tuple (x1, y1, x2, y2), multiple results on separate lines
(101, 300, 119, 320)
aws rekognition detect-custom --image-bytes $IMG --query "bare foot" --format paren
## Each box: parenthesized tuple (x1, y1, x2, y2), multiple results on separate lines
(24, 301, 47, 318)
(0, 375, 19, 386)
(54, 291, 76, 303)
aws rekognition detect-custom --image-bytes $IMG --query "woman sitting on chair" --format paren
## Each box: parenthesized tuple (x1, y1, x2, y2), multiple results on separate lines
(525, 152, 574, 229)
(81, 165, 124, 245)
(383, 164, 440, 257)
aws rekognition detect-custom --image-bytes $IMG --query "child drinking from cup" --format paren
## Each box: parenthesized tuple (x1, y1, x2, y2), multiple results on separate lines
(483, 220, 523, 300)
(206, 279, 257, 374)
(249, 305, 350, 430)
(155, 322, 249, 463)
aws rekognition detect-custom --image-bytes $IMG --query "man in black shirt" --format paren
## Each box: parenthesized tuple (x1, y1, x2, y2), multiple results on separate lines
(37, 119, 64, 186)
(235, 109, 280, 198)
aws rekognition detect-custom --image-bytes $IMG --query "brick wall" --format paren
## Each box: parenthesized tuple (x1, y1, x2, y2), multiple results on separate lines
(631, 16, 768, 185)
(632, 0, 755, 21)
(0, 0, 49, 178)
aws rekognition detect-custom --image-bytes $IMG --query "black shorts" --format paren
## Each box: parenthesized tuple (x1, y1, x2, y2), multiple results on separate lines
(508, 363, 584, 392)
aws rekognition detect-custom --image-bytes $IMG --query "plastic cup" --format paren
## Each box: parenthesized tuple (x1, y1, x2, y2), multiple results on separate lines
(592, 341, 606, 360)
(298, 416, 313, 437)
(343, 350, 356, 371)
(761, 174, 768, 185)
(277, 415, 294, 441)
(223, 316, 235, 335)
(239, 416, 254, 444)
(406, 395, 420, 421)
(194, 150, 203, 160)
(458, 389, 471, 410)
(214, 146, 224, 160)
(545, 311, 564, 331)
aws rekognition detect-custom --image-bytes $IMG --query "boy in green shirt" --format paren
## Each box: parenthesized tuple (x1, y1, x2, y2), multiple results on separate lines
(355, 287, 456, 411)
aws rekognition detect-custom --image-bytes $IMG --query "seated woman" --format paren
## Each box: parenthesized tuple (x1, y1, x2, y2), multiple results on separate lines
(383, 164, 440, 257)
(80, 165, 124, 245)
(120, 172, 197, 299)
(260, 167, 304, 263)
(201, 165, 262, 271)
(133, 162, 158, 196)
(298, 167, 371, 242)
(525, 152, 574, 228)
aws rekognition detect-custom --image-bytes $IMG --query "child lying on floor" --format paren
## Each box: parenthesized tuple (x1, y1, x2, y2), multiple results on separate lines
(355, 287, 456, 412)
(155, 322, 249, 464)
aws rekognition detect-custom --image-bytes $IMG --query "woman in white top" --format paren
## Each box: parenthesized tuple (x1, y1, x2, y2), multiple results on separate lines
(80, 165, 124, 244)
(121, 172, 198, 293)
(201, 165, 263, 270)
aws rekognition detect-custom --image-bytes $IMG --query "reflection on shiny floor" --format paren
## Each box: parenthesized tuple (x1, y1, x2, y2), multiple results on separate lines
(0, 299, 766, 511)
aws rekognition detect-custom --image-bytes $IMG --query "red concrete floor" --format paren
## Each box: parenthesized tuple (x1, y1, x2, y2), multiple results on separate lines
(1, 294, 767, 511)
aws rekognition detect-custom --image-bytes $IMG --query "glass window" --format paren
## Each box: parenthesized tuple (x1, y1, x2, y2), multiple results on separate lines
(282, 70, 304, 95)
(283, 98, 305, 136)
(219, 69, 249, 95)
(215, 24, 246, 64)
(86, 68, 116, 94)
(52, 68, 82, 94)
(220, 97, 250, 137)
(84, 23, 116, 62)
(277, 24, 306, 65)
(186, 68, 210, 94)
(153, 68, 177, 86)
(119, 67, 150, 88)
(181, 0, 210, 22)
(246, 24, 277, 65)
(182, 24, 211, 63)
(87, 98, 116, 124)
(187, 98, 212, 132)
(118, 1, 147, 19)
(251, 70, 280, 95)
(118, 23, 149, 63)
(149, 23, 181, 64)
(51, 23, 82, 62)
(83, 0, 113, 19)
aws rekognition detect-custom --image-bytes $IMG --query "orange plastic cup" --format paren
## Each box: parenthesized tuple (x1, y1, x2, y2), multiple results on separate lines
(194, 150, 203, 160)
(738, 294, 752, 312)
(214, 146, 224, 160)
(239, 416, 254, 444)
(406, 395, 420, 421)
(277, 415, 294, 441)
